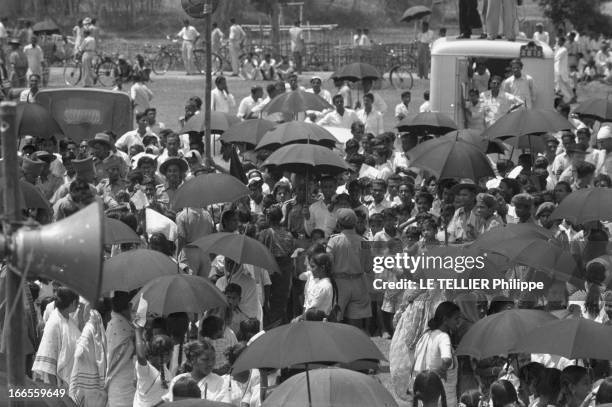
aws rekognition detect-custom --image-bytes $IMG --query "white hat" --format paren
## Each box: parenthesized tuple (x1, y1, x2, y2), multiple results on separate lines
(83, 17, 92, 25)
(597, 125, 612, 141)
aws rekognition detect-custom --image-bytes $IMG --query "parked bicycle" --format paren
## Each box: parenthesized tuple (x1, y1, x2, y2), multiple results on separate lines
(63, 52, 117, 87)
(386, 48, 416, 90)
(151, 36, 223, 75)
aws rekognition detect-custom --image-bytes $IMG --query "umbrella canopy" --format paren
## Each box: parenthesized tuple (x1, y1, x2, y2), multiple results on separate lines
(104, 217, 141, 245)
(573, 98, 612, 122)
(262, 367, 398, 407)
(0, 177, 50, 211)
(482, 109, 572, 140)
(397, 112, 458, 135)
(551, 188, 612, 225)
(513, 318, 612, 360)
(232, 321, 385, 373)
(181, 111, 240, 134)
(456, 309, 558, 359)
(331, 62, 381, 82)
(16, 103, 63, 139)
(256, 122, 338, 151)
(220, 119, 275, 147)
(444, 129, 507, 154)
(401, 5, 432, 23)
(262, 143, 349, 175)
(101, 249, 179, 294)
(134, 274, 227, 316)
(32, 20, 61, 34)
(188, 232, 280, 274)
(171, 173, 249, 210)
(262, 90, 333, 115)
(503, 134, 548, 153)
(406, 136, 495, 181)
(473, 224, 557, 247)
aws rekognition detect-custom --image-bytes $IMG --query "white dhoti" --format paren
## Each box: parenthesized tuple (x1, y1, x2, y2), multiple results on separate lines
(229, 41, 241, 75)
(82, 51, 95, 87)
(182, 41, 195, 74)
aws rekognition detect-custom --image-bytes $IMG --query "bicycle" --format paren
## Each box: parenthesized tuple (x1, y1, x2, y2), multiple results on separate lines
(63, 52, 117, 87)
(152, 36, 223, 76)
(387, 48, 417, 90)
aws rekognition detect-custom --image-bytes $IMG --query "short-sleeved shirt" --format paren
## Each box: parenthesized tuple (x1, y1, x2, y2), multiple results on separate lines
(327, 229, 365, 276)
(176, 207, 214, 244)
(216, 267, 260, 319)
(134, 361, 171, 407)
(178, 26, 199, 42)
(303, 271, 334, 314)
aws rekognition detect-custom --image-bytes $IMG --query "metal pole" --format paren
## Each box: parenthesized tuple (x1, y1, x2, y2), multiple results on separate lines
(1, 102, 25, 407)
(203, 0, 213, 162)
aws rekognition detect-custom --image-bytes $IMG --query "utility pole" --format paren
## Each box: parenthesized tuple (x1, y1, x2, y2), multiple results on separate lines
(203, 0, 213, 161)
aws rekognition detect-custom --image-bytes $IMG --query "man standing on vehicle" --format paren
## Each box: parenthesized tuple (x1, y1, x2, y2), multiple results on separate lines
(177, 19, 200, 76)
(289, 20, 305, 75)
(229, 18, 246, 77)
(485, 0, 517, 41)
(502, 59, 535, 109)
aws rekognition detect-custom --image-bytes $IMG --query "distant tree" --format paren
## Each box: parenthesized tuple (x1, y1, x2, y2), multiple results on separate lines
(538, 0, 612, 36)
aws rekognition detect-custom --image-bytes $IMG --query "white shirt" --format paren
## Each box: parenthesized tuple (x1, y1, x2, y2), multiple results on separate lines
(211, 88, 236, 113)
(304, 199, 337, 237)
(177, 25, 199, 42)
(502, 74, 536, 109)
(356, 108, 384, 135)
(289, 26, 305, 52)
(359, 34, 372, 48)
(316, 109, 360, 129)
(419, 101, 432, 113)
(555, 46, 570, 80)
(19, 88, 37, 103)
(164, 373, 225, 402)
(237, 96, 260, 119)
(216, 266, 261, 320)
(418, 30, 435, 44)
(303, 271, 333, 314)
(0, 22, 7, 39)
(395, 103, 410, 121)
(367, 91, 387, 114)
(533, 31, 550, 45)
(116, 129, 158, 151)
(23, 44, 44, 74)
(130, 82, 153, 114)
(229, 24, 246, 43)
(306, 88, 333, 104)
(134, 362, 172, 407)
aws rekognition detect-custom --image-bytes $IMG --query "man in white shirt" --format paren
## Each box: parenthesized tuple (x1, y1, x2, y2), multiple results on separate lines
(306, 75, 332, 121)
(20, 74, 40, 103)
(237, 86, 264, 120)
(419, 91, 432, 113)
(211, 75, 236, 113)
(555, 37, 574, 103)
(417, 21, 435, 79)
(130, 74, 154, 115)
(229, 18, 246, 76)
(23, 36, 44, 86)
(115, 112, 159, 152)
(479, 76, 523, 128)
(532, 23, 550, 45)
(358, 78, 387, 114)
(289, 20, 305, 74)
(394, 91, 411, 122)
(359, 28, 372, 48)
(176, 19, 200, 75)
(502, 59, 535, 109)
(304, 176, 337, 237)
(356, 93, 384, 135)
(353, 29, 362, 47)
(596, 124, 612, 177)
(317, 94, 360, 129)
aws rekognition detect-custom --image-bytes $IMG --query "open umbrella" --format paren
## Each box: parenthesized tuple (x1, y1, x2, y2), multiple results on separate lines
(134, 274, 227, 316)
(473, 223, 557, 247)
(397, 112, 458, 135)
(401, 5, 432, 23)
(0, 178, 50, 211)
(262, 367, 398, 407)
(551, 188, 612, 225)
(101, 249, 179, 294)
(482, 109, 572, 140)
(255, 122, 338, 151)
(16, 103, 63, 139)
(406, 135, 495, 181)
(513, 318, 612, 360)
(331, 62, 381, 82)
(171, 173, 249, 210)
(262, 90, 332, 115)
(220, 119, 275, 147)
(503, 134, 548, 153)
(444, 129, 507, 154)
(262, 143, 349, 175)
(104, 217, 141, 245)
(456, 309, 558, 359)
(188, 232, 280, 274)
(573, 97, 612, 122)
(32, 20, 61, 35)
(181, 111, 240, 134)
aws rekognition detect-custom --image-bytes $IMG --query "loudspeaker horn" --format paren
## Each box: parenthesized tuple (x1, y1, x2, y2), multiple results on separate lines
(12, 199, 104, 303)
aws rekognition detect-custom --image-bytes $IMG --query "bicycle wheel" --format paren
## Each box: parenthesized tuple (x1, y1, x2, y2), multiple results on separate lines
(152, 53, 172, 75)
(192, 49, 205, 74)
(96, 60, 117, 87)
(390, 65, 414, 90)
(63, 61, 81, 86)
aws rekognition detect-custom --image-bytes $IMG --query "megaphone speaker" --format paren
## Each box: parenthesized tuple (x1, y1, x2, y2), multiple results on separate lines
(12, 199, 104, 303)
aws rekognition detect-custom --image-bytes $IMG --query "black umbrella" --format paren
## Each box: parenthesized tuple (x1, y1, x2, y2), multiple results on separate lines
(401, 5, 432, 23)
(32, 20, 61, 35)
(331, 62, 381, 82)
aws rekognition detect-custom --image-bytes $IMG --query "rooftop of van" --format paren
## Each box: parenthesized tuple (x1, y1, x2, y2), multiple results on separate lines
(431, 37, 554, 58)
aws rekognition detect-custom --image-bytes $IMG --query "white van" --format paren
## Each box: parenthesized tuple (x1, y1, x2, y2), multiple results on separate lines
(430, 38, 555, 129)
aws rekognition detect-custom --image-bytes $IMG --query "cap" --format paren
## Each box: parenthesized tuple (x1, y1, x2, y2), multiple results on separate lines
(33, 151, 56, 163)
(511, 193, 534, 206)
(159, 157, 188, 175)
(88, 133, 113, 149)
(310, 75, 322, 83)
(8, 38, 20, 46)
(597, 125, 612, 141)
(535, 202, 555, 217)
(83, 17, 92, 25)
(451, 178, 479, 195)
(21, 157, 45, 177)
(335, 208, 357, 229)
(72, 156, 96, 178)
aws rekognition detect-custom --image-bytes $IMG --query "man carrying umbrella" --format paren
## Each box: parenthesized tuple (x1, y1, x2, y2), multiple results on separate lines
(502, 59, 536, 109)
(304, 176, 338, 238)
(327, 208, 371, 330)
(215, 257, 261, 326)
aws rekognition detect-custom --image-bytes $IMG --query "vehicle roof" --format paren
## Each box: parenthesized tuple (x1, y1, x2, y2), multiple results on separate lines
(37, 88, 131, 98)
(431, 37, 554, 58)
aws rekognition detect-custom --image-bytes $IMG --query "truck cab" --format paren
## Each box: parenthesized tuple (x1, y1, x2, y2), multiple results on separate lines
(430, 38, 555, 129)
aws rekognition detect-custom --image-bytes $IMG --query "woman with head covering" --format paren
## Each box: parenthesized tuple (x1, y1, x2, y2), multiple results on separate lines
(455, 292, 485, 396)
